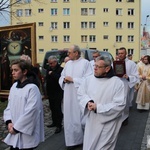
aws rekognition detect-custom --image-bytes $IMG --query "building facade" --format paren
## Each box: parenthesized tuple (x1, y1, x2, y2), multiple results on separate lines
(10, 0, 141, 63)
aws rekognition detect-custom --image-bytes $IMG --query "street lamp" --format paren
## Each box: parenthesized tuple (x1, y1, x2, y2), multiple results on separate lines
(145, 15, 149, 26)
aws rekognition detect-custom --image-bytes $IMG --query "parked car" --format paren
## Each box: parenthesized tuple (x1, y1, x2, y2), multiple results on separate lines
(40, 49, 114, 76)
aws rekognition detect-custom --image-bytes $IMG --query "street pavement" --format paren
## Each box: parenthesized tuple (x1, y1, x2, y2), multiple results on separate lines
(0, 93, 150, 150)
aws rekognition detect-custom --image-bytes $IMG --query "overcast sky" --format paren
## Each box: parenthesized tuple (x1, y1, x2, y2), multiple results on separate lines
(141, 0, 150, 26)
(0, 0, 149, 27)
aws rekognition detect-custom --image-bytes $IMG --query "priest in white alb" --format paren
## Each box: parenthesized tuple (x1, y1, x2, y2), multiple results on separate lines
(59, 45, 92, 149)
(117, 47, 139, 125)
(78, 56, 126, 150)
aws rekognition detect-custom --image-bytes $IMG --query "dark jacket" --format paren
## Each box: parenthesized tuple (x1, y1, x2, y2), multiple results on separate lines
(46, 64, 63, 97)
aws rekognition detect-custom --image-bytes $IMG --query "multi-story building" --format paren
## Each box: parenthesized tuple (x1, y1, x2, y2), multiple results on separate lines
(10, 0, 141, 63)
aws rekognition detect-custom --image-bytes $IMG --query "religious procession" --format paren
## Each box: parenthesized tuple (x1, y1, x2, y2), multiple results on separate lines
(1, 45, 150, 150)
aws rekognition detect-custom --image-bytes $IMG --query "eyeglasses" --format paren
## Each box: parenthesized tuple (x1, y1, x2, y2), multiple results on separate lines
(94, 65, 106, 69)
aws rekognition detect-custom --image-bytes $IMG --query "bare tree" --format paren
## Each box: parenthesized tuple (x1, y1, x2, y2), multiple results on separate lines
(0, 0, 43, 25)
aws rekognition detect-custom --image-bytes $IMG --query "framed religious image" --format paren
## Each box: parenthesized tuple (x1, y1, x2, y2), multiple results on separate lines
(0, 23, 36, 98)
(113, 61, 126, 77)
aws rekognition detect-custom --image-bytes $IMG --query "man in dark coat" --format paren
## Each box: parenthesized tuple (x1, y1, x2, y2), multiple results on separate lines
(46, 55, 63, 134)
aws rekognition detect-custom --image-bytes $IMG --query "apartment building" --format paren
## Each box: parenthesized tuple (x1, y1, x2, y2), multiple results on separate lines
(10, 0, 141, 63)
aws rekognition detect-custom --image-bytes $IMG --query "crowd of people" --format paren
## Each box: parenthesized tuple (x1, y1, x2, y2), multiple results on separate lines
(2, 45, 150, 150)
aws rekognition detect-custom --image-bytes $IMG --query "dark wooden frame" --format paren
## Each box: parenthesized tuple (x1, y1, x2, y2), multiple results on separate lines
(113, 61, 126, 77)
(0, 23, 36, 98)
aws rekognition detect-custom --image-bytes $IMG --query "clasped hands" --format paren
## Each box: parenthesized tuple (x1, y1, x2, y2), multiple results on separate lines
(141, 75, 146, 80)
(63, 76, 73, 83)
(122, 74, 129, 80)
(8, 123, 16, 134)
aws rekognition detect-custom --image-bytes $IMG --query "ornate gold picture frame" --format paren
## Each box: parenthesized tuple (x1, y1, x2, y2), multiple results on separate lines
(0, 23, 36, 98)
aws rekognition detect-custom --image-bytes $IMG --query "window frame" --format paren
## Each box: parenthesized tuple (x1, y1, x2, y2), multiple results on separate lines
(25, 9, 32, 16)
(51, 8, 58, 16)
(81, 22, 88, 29)
(89, 35, 96, 42)
(16, 9, 23, 17)
(81, 35, 88, 42)
(51, 35, 58, 42)
(116, 22, 123, 29)
(63, 8, 70, 15)
(116, 8, 122, 16)
(63, 35, 70, 42)
(63, 22, 70, 29)
(81, 8, 88, 15)
(89, 22, 96, 29)
(116, 35, 122, 42)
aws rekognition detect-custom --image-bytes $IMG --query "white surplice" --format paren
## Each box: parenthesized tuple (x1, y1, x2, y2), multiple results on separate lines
(3, 83, 44, 149)
(59, 57, 92, 146)
(119, 58, 139, 121)
(77, 75, 126, 150)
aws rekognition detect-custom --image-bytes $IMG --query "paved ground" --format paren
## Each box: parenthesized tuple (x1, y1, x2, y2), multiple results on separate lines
(0, 93, 150, 150)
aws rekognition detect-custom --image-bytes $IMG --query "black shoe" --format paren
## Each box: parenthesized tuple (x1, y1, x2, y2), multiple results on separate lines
(47, 123, 56, 128)
(55, 127, 62, 134)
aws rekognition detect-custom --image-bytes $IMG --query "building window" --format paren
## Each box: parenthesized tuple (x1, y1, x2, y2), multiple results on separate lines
(51, 8, 57, 15)
(128, 49, 134, 54)
(89, 8, 95, 15)
(63, 8, 70, 15)
(81, 0, 88, 2)
(116, 35, 122, 42)
(63, 22, 70, 29)
(103, 22, 109, 27)
(127, 0, 134, 2)
(128, 35, 134, 42)
(89, 0, 96, 2)
(39, 36, 44, 40)
(116, 22, 122, 29)
(16, 9, 23, 17)
(38, 9, 44, 13)
(39, 49, 44, 53)
(24, 0, 31, 3)
(25, 9, 32, 16)
(103, 35, 108, 40)
(116, 0, 122, 2)
(128, 9, 134, 15)
(51, 22, 57, 29)
(81, 35, 88, 42)
(63, 36, 70, 42)
(103, 49, 108, 51)
(81, 22, 88, 28)
(89, 35, 96, 42)
(128, 22, 134, 29)
(51, 48, 58, 51)
(89, 22, 95, 28)
(63, 0, 69, 2)
(103, 8, 109, 13)
(38, 22, 44, 26)
(51, 36, 58, 42)
(116, 8, 122, 15)
(81, 8, 88, 15)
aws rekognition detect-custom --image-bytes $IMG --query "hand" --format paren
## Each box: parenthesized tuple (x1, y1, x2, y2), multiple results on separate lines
(64, 76, 73, 83)
(122, 74, 129, 80)
(87, 102, 96, 111)
(49, 71, 52, 75)
(142, 75, 146, 80)
(8, 123, 16, 134)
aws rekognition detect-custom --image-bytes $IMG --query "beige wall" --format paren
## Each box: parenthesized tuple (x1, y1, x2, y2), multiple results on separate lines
(11, 0, 141, 63)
